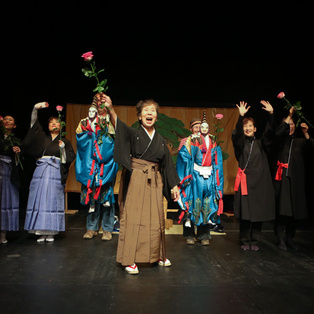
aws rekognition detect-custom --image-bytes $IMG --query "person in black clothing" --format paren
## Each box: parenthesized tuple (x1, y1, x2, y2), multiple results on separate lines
(232, 101, 276, 251)
(0, 115, 22, 243)
(273, 107, 314, 250)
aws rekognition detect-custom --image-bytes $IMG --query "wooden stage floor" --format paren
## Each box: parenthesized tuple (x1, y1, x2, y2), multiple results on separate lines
(1, 210, 314, 313)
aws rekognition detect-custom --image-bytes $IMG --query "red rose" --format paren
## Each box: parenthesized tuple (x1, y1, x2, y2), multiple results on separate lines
(56, 105, 63, 111)
(81, 51, 94, 61)
(277, 92, 285, 99)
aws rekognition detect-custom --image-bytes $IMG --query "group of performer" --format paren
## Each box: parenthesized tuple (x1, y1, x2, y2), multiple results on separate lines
(0, 93, 313, 274)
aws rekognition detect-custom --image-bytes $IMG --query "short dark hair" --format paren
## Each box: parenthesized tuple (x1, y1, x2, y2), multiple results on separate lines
(48, 116, 59, 123)
(243, 117, 256, 127)
(136, 99, 160, 119)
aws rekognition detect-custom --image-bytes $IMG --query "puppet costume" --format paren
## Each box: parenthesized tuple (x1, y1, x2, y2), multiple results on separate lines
(0, 133, 21, 232)
(114, 117, 179, 266)
(75, 114, 118, 234)
(23, 108, 75, 235)
(176, 133, 224, 240)
(232, 114, 275, 246)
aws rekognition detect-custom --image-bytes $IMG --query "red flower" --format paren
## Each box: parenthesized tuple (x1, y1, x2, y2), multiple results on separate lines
(215, 114, 223, 120)
(56, 105, 63, 112)
(81, 51, 94, 61)
(277, 92, 285, 99)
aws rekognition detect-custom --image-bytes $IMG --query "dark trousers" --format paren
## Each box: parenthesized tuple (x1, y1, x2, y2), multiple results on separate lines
(239, 220, 262, 245)
(275, 215, 298, 240)
(183, 221, 211, 240)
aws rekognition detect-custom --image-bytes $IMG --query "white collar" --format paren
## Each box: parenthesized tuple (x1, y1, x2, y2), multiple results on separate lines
(141, 125, 155, 140)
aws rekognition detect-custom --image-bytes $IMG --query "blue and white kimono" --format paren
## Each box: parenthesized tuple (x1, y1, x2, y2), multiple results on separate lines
(177, 134, 224, 226)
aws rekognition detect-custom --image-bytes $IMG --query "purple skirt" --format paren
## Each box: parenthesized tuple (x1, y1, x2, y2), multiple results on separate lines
(0, 155, 19, 231)
(24, 156, 65, 232)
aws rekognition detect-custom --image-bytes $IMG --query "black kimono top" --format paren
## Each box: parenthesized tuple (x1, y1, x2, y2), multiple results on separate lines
(273, 122, 314, 219)
(22, 121, 75, 184)
(114, 117, 179, 201)
(232, 114, 276, 222)
(0, 133, 22, 187)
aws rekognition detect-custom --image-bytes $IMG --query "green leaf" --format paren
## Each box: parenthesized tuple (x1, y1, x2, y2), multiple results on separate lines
(93, 86, 104, 93)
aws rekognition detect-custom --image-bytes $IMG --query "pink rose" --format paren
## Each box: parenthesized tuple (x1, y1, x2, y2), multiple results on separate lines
(81, 51, 94, 61)
(277, 92, 285, 99)
(215, 114, 223, 120)
(56, 105, 63, 111)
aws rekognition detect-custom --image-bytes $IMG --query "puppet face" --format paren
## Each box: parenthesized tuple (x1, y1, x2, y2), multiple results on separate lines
(139, 103, 158, 130)
(190, 123, 200, 135)
(289, 120, 296, 135)
(200, 122, 209, 136)
(243, 121, 256, 137)
(48, 118, 61, 132)
(88, 107, 98, 120)
(2, 116, 16, 131)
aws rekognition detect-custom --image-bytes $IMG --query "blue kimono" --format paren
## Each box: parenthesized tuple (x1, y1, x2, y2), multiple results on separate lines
(177, 134, 224, 226)
(76, 116, 118, 206)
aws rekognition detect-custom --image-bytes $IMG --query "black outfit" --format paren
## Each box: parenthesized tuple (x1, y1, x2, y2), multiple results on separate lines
(0, 133, 22, 188)
(232, 114, 276, 246)
(113, 118, 180, 201)
(21, 121, 75, 184)
(273, 122, 314, 243)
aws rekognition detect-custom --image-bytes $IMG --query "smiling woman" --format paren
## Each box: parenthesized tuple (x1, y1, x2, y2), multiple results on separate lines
(103, 95, 180, 274)
(136, 100, 160, 135)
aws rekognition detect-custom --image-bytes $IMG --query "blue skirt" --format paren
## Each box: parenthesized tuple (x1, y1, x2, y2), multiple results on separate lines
(24, 157, 65, 232)
(0, 155, 19, 231)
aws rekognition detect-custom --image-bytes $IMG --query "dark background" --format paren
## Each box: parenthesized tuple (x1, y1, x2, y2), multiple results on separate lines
(5, 0, 313, 130)
(3, 0, 314, 214)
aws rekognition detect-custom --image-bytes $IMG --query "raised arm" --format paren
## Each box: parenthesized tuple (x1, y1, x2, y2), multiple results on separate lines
(31, 102, 49, 127)
(101, 94, 117, 128)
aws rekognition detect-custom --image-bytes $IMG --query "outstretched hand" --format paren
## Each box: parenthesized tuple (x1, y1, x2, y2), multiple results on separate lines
(236, 101, 250, 116)
(260, 100, 274, 114)
(35, 102, 49, 109)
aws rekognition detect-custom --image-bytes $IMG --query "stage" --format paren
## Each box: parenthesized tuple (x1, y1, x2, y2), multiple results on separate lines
(1, 210, 314, 313)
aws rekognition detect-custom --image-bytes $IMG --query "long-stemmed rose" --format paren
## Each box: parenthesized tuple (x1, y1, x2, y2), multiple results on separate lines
(56, 106, 67, 160)
(56, 106, 67, 140)
(211, 113, 229, 160)
(277, 91, 313, 128)
(81, 51, 108, 94)
(212, 114, 224, 145)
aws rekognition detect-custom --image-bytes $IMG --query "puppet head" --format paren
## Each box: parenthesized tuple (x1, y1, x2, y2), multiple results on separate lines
(88, 104, 98, 121)
(200, 111, 209, 136)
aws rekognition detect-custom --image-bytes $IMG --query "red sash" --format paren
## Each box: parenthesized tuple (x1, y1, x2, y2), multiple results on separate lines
(234, 168, 248, 195)
(275, 161, 288, 181)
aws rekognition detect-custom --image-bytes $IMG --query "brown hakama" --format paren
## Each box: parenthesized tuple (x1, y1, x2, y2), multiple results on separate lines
(117, 158, 166, 266)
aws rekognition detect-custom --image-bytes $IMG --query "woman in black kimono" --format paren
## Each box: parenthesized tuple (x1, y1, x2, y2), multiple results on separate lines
(273, 107, 314, 250)
(22, 102, 75, 242)
(103, 95, 180, 274)
(232, 101, 276, 251)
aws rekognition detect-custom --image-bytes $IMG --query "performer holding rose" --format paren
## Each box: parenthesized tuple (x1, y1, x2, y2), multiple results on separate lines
(23, 103, 75, 242)
(105, 95, 180, 275)
(273, 107, 314, 250)
(75, 93, 118, 241)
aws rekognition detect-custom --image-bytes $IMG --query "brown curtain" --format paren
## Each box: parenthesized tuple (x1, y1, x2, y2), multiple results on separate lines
(65, 104, 239, 195)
